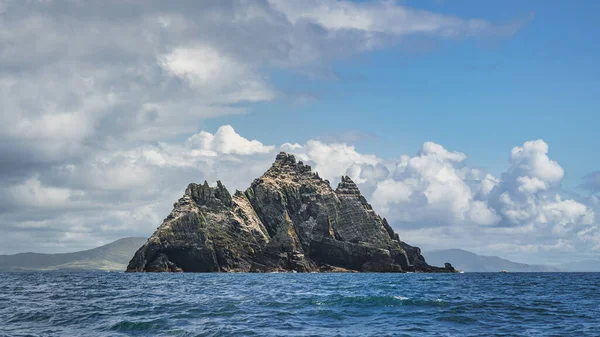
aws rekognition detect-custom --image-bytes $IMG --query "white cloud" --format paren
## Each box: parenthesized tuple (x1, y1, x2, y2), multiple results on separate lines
(487, 140, 588, 238)
(159, 45, 274, 103)
(269, 0, 526, 42)
(186, 125, 274, 156)
(6, 177, 83, 209)
(421, 141, 467, 162)
(509, 139, 564, 185)
(517, 176, 548, 194)
(479, 174, 499, 197)
(368, 142, 499, 227)
(371, 179, 413, 207)
(288, 141, 380, 184)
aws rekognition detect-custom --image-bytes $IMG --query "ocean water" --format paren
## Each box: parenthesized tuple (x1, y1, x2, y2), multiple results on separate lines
(1, 272, 599, 336)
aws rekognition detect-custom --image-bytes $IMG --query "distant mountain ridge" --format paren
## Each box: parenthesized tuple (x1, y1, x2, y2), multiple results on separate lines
(423, 249, 562, 272)
(3, 239, 597, 272)
(554, 260, 600, 272)
(0, 237, 147, 271)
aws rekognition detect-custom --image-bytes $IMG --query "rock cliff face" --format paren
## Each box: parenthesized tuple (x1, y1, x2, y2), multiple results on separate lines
(126, 153, 455, 273)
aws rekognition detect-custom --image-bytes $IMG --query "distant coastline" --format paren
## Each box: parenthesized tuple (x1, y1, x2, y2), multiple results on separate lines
(0, 237, 147, 272)
(423, 249, 600, 273)
(2, 239, 599, 273)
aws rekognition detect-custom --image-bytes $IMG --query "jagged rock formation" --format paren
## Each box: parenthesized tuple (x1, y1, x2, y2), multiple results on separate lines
(127, 153, 455, 273)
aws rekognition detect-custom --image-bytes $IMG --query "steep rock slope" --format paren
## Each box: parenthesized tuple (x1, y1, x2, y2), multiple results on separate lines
(127, 153, 454, 273)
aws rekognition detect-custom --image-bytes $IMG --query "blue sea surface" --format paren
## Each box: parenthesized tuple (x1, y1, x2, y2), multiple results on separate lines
(1, 272, 599, 336)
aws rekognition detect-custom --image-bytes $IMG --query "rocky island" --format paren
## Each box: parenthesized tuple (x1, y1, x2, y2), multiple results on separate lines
(127, 152, 455, 273)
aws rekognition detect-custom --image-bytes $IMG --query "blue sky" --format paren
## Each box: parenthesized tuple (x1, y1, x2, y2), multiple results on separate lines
(0, 0, 599, 263)
(205, 0, 599, 190)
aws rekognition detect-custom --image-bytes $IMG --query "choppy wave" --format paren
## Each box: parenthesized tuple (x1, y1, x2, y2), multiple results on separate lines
(1, 272, 599, 336)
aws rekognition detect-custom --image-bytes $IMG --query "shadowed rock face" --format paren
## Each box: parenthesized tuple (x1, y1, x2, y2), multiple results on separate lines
(126, 152, 455, 273)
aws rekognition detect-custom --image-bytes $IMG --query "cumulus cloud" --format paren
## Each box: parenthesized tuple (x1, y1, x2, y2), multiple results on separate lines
(368, 142, 499, 228)
(186, 125, 274, 156)
(485, 140, 587, 240)
(290, 141, 380, 183)
(507, 139, 564, 185)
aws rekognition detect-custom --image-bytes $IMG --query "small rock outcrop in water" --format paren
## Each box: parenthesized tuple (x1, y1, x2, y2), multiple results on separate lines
(127, 153, 455, 273)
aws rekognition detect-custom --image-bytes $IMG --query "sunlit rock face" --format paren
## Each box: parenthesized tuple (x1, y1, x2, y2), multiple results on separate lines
(126, 153, 455, 273)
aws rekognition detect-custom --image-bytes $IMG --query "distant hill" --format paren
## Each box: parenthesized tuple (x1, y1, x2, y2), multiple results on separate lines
(423, 249, 562, 272)
(0, 237, 147, 272)
(554, 260, 600, 272)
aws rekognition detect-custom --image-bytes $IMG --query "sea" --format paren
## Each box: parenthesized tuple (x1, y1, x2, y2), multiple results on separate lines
(1, 272, 599, 336)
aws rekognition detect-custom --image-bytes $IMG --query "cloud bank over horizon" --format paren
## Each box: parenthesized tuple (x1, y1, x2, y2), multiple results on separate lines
(1, 124, 598, 264)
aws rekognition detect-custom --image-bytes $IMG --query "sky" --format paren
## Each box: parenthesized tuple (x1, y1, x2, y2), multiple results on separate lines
(0, 0, 599, 265)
